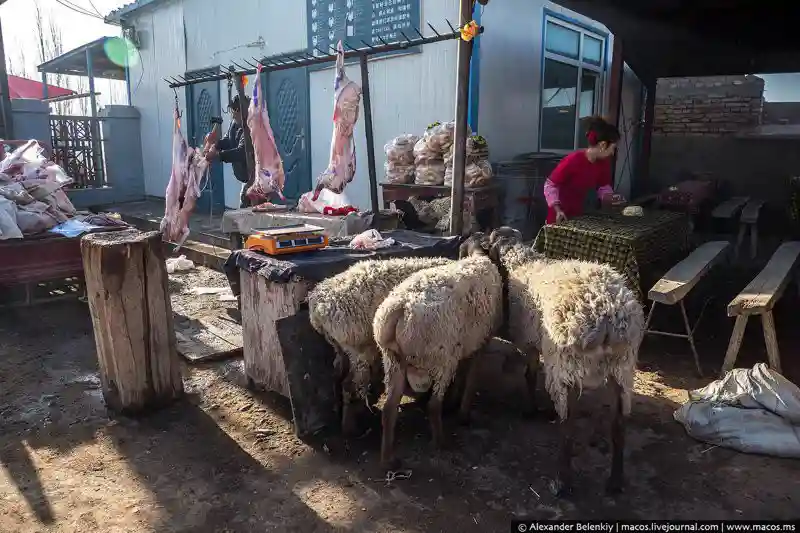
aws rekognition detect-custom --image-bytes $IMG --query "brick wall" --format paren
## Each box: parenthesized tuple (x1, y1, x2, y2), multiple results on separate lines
(654, 75, 765, 136)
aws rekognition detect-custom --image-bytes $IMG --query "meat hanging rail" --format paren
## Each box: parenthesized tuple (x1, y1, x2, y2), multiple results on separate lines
(163, 20, 484, 217)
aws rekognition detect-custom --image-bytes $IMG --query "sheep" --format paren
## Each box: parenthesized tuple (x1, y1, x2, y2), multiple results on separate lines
(307, 255, 454, 436)
(487, 226, 645, 496)
(373, 233, 502, 468)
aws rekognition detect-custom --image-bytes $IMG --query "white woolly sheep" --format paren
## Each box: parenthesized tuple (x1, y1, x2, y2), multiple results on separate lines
(307, 256, 453, 435)
(488, 227, 645, 496)
(373, 234, 502, 468)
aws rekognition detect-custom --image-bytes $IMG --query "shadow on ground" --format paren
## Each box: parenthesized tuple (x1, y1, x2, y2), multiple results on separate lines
(1, 299, 800, 532)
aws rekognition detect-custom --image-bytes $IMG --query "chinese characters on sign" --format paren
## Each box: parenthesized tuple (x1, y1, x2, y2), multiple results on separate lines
(308, 0, 421, 57)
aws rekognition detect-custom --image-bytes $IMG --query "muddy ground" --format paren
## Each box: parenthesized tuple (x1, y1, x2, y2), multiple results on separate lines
(1, 266, 800, 532)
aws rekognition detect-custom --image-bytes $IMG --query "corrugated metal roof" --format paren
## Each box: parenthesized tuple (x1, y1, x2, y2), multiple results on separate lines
(104, 0, 167, 25)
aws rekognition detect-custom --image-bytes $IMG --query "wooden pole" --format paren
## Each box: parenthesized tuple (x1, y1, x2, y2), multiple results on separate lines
(360, 53, 380, 215)
(81, 229, 184, 414)
(635, 79, 657, 198)
(606, 38, 624, 187)
(449, 0, 475, 237)
(0, 19, 14, 139)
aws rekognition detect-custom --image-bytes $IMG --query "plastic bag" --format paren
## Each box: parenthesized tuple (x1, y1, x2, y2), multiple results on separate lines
(413, 137, 440, 165)
(349, 229, 395, 250)
(0, 196, 22, 240)
(385, 161, 416, 184)
(0, 140, 72, 186)
(415, 161, 446, 186)
(166, 255, 195, 274)
(385, 134, 418, 166)
(298, 187, 353, 214)
(444, 160, 493, 188)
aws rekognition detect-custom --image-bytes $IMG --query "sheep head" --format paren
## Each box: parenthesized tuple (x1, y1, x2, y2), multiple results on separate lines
(459, 231, 489, 259)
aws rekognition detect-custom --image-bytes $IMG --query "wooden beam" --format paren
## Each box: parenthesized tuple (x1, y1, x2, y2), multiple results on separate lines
(635, 79, 656, 198)
(359, 54, 380, 215)
(449, 0, 474, 237)
(607, 37, 624, 187)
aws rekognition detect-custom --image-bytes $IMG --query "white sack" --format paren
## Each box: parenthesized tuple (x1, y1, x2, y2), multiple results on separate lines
(673, 363, 800, 458)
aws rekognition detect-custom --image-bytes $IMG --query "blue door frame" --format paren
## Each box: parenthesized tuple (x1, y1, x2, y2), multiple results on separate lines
(186, 69, 225, 213)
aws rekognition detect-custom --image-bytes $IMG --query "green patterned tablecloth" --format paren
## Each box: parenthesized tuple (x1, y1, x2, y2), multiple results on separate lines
(532, 210, 691, 299)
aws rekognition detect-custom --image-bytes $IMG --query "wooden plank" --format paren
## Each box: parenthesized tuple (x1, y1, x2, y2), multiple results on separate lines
(277, 308, 341, 438)
(648, 241, 729, 305)
(721, 315, 749, 376)
(712, 196, 749, 219)
(727, 241, 800, 316)
(174, 313, 243, 364)
(741, 199, 765, 225)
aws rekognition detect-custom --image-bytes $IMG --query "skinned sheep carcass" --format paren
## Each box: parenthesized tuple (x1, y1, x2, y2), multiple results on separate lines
(373, 233, 502, 468)
(160, 104, 211, 247)
(487, 227, 645, 496)
(246, 64, 286, 203)
(307, 256, 454, 436)
(311, 40, 362, 201)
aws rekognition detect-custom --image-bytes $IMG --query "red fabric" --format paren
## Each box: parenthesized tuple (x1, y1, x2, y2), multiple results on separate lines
(322, 205, 358, 216)
(546, 151, 612, 224)
(7, 75, 74, 100)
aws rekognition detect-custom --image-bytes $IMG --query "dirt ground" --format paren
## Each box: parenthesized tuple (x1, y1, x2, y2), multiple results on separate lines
(2, 265, 800, 533)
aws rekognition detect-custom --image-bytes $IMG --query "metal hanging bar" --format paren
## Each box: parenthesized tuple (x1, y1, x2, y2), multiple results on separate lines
(164, 22, 479, 89)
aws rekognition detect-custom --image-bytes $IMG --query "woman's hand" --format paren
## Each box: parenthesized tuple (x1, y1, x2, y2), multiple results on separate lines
(205, 147, 219, 161)
(555, 205, 567, 224)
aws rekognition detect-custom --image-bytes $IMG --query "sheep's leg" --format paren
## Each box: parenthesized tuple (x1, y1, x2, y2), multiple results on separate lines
(380, 367, 406, 470)
(457, 356, 482, 425)
(429, 392, 445, 450)
(523, 354, 540, 417)
(551, 388, 579, 498)
(606, 380, 626, 495)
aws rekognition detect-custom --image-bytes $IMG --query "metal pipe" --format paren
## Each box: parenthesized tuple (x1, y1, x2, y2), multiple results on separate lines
(449, 0, 474, 237)
(359, 53, 379, 215)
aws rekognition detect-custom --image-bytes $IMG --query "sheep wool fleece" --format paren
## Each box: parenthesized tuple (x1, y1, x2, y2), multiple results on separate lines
(374, 254, 502, 398)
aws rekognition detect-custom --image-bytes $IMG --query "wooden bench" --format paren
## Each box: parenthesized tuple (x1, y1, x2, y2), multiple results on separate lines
(712, 196, 749, 222)
(721, 242, 800, 377)
(645, 241, 731, 377)
(735, 199, 765, 260)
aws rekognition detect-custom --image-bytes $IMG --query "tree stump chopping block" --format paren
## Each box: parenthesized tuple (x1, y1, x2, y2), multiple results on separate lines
(81, 229, 183, 414)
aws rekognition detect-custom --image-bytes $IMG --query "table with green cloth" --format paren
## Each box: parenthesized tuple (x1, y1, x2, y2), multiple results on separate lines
(532, 210, 691, 298)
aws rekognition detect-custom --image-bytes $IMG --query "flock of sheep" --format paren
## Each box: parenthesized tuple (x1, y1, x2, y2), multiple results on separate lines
(307, 227, 645, 497)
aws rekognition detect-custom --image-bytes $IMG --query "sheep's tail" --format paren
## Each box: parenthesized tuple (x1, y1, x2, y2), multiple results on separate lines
(373, 299, 404, 362)
(582, 300, 644, 353)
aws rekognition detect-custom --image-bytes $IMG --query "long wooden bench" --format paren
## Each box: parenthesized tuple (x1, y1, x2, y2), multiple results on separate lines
(645, 241, 731, 377)
(721, 241, 800, 377)
(735, 199, 765, 260)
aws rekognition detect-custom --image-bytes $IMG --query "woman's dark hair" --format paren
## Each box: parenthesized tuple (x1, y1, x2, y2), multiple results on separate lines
(583, 115, 620, 146)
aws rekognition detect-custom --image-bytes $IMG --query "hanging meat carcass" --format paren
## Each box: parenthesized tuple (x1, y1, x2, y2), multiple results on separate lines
(311, 40, 362, 201)
(246, 65, 286, 203)
(160, 102, 213, 247)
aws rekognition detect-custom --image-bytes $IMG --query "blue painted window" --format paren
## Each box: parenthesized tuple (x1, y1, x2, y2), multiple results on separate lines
(540, 15, 607, 152)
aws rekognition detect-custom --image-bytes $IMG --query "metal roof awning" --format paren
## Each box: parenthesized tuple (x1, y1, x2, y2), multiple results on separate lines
(552, 0, 800, 82)
(37, 37, 127, 81)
